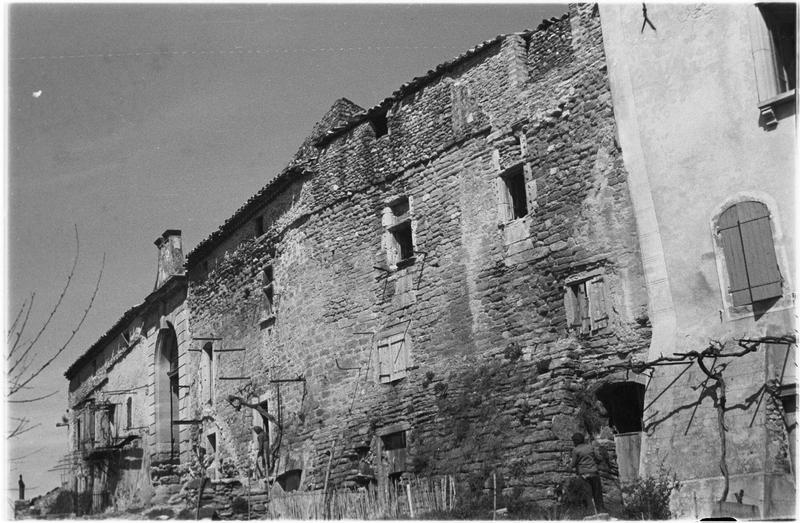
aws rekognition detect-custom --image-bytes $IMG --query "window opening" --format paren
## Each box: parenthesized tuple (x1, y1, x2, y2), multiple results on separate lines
(502, 166, 528, 219)
(277, 469, 302, 492)
(203, 343, 214, 405)
(385, 198, 415, 267)
(126, 397, 132, 429)
(262, 265, 275, 318)
(380, 430, 407, 478)
(565, 275, 608, 334)
(369, 112, 389, 138)
(760, 3, 796, 93)
(717, 201, 782, 306)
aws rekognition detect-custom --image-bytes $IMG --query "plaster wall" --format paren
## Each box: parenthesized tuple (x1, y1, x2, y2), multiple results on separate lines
(600, 4, 795, 518)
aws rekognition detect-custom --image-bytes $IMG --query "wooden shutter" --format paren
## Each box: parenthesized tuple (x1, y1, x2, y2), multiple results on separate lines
(738, 203, 782, 301)
(390, 334, 408, 381)
(564, 286, 579, 330)
(577, 283, 591, 334)
(588, 276, 608, 330)
(718, 202, 782, 305)
(378, 338, 392, 383)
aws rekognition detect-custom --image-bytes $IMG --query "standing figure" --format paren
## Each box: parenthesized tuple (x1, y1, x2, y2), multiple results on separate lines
(227, 395, 282, 477)
(18, 475, 25, 500)
(571, 432, 604, 511)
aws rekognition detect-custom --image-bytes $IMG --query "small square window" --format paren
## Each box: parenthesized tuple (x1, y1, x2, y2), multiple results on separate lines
(564, 275, 608, 335)
(501, 166, 528, 220)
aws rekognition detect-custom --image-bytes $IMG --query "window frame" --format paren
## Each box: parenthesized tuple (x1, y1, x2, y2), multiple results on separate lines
(749, 3, 796, 127)
(383, 197, 416, 269)
(711, 194, 792, 320)
(564, 270, 610, 335)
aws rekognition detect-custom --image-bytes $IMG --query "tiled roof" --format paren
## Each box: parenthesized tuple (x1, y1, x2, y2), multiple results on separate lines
(184, 13, 568, 266)
(64, 303, 144, 380)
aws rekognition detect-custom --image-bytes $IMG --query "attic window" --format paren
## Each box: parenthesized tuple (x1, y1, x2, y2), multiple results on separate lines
(369, 112, 389, 138)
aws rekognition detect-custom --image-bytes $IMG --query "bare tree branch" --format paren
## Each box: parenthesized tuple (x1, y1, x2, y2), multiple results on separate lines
(7, 293, 31, 341)
(8, 390, 58, 403)
(9, 225, 81, 375)
(9, 252, 105, 397)
(10, 447, 45, 462)
(7, 293, 34, 359)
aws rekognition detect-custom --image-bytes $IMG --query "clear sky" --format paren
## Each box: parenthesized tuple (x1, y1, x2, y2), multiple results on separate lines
(7, 2, 567, 502)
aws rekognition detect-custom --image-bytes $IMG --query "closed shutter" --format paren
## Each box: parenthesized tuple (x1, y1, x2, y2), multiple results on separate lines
(577, 283, 591, 334)
(718, 202, 782, 305)
(588, 277, 608, 330)
(390, 334, 408, 381)
(378, 339, 392, 383)
(739, 209, 782, 302)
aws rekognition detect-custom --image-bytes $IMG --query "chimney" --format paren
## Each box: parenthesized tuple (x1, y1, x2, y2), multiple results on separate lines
(154, 229, 184, 290)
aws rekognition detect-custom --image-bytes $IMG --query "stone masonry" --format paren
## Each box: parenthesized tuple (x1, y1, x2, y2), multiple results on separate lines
(181, 3, 651, 507)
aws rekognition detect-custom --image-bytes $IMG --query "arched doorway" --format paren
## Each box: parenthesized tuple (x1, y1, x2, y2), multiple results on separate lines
(155, 323, 179, 461)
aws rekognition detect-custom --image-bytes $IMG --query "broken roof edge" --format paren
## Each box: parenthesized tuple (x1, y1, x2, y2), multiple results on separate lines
(184, 10, 569, 267)
(314, 11, 570, 146)
(64, 275, 188, 381)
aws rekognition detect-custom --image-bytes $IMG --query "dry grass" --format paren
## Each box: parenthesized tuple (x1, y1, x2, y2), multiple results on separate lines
(267, 475, 456, 519)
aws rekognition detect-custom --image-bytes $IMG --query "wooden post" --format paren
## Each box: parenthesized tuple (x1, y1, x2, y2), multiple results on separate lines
(406, 482, 414, 518)
(493, 473, 497, 520)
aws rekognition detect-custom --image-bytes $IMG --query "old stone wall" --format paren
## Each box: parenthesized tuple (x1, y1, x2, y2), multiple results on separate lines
(65, 283, 190, 511)
(185, 3, 649, 507)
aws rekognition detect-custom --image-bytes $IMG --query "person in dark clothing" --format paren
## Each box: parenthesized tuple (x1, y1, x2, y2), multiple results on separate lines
(571, 432, 604, 511)
(18, 475, 25, 500)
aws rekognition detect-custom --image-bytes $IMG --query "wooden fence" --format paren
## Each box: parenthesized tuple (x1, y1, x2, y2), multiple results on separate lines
(267, 475, 457, 519)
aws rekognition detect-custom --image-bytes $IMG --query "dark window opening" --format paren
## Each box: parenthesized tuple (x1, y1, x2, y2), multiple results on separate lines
(596, 382, 645, 434)
(203, 343, 214, 405)
(761, 3, 796, 93)
(718, 201, 782, 307)
(262, 265, 275, 317)
(126, 397, 133, 429)
(391, 222, 414, 262)
(381, 431, 406, 451)
(503, 167, 528, 219)
(369, 112, 389, 138)
(255, 216, 264, 237)
(277, 469, 302, 492)
(390, 198, 409, 220)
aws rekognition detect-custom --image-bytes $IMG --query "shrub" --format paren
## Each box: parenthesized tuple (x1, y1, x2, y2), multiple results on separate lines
(620, 474, 680, 520)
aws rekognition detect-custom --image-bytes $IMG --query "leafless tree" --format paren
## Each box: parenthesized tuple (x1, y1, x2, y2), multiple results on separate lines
(7, 225, 105, 439)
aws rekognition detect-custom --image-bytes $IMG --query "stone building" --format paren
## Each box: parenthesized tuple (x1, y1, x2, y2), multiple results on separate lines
(64, 231, 190, 511)
(61, 3, 795, 518)
(600, 4, 795, 519)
